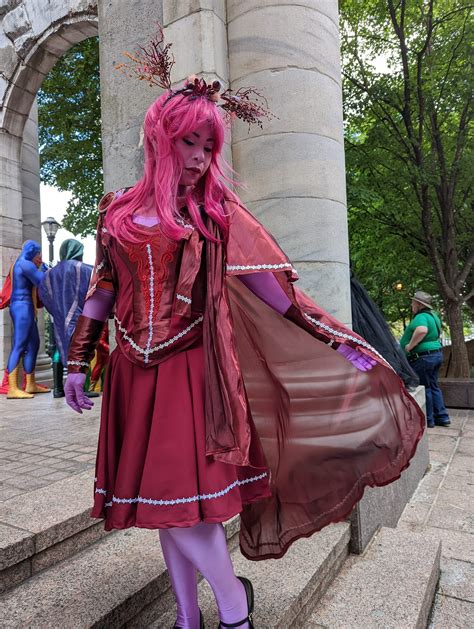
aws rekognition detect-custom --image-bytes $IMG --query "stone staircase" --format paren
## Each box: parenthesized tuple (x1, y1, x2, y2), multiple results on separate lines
(0, 470, 441, 628)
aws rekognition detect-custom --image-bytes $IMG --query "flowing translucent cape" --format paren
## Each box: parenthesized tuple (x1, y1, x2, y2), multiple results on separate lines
(203, 201, 425, 560)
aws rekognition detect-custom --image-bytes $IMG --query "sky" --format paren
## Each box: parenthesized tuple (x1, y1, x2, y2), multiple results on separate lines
(39, 184, 96, 266)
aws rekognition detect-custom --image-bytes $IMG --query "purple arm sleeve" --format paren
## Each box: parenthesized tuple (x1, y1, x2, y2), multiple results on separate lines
(82, 287, 116, 322)
(238, 272, 292, 315)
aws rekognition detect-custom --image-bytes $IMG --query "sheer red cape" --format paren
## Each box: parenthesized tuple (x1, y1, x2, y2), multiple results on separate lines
(203, 201, 425, 560)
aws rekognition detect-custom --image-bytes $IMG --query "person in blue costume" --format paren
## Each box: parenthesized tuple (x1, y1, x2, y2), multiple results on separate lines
(0, 240, 50, 399)
(39, 239, 93, 397)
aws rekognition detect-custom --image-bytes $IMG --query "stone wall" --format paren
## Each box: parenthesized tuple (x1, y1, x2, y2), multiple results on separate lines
(0, 0, 98, 368)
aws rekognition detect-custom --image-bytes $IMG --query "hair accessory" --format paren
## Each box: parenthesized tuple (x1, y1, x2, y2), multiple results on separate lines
(116, 25, 174, 90)
(117, 26, 275, 129)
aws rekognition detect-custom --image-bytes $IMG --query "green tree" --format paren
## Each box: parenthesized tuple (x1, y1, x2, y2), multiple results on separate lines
(38, 37, 102, 237)
(341, 0, 473, 377)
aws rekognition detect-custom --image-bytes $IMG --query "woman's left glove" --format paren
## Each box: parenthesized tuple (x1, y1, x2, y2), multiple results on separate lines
(337, 344, 377, 372)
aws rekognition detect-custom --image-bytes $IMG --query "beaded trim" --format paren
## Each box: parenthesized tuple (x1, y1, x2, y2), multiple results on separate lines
(114, 314, 204, 358)
(176, 216, 194, 230)
(149, 316, 203, 353)
(227, 262, 296, 273)
(176, 293, 192, 305)
(303, 313, 386, 363)
(67, 360, 89, 367)
(95, 259, 106, 273)
(95, 472, 268, 507)
(145, 244, 155, 364)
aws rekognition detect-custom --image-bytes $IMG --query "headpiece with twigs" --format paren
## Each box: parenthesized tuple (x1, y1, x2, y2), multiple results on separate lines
(116, 25, 275, 129)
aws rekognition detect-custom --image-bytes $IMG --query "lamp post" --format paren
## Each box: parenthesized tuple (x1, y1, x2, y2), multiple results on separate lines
(41, 217, 61, 378)
(41, 216, 61, 264)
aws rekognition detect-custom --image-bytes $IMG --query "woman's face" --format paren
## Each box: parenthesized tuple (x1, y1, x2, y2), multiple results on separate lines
(175, 119, 214, 188)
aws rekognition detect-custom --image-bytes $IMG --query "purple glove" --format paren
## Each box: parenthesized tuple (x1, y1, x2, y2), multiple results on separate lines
(337, 344, 377, 372)
(65, 373, 94, 414)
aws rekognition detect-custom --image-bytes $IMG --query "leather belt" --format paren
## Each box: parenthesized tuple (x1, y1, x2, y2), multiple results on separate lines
(408, 349, 441, 361)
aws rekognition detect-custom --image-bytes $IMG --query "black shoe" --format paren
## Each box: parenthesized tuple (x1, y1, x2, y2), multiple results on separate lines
(427, 421, 435, 428)
(85, 391, 100, 398)
(435, 418, 451, 427)
(218, 576, 254, 628)
(174, 609, 205, 628)
(52, 361, 65, 398)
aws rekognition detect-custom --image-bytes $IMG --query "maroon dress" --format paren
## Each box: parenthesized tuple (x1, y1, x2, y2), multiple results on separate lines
(90, 204, 271, 530)
(82, 192, 425, 560)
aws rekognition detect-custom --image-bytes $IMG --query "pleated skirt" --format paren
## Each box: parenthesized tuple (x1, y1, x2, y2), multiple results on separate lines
(91, 343, 271, 530)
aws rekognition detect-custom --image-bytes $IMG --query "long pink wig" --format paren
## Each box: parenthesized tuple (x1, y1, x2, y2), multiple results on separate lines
(106, 90, 236, 244)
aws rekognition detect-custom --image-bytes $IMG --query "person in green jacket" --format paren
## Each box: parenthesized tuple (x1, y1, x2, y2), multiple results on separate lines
(400, 291, 450, 427)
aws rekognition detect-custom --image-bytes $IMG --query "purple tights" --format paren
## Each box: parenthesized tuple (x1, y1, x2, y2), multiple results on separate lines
(159, 522, 249, 629)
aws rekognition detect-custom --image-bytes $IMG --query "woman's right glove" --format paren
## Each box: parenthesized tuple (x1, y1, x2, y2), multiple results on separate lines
(66, 314, 106, 413)
(65, 373, 93, 414)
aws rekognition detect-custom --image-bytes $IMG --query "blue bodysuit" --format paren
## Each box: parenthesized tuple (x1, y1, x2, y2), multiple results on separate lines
(6, 241, 45, 374)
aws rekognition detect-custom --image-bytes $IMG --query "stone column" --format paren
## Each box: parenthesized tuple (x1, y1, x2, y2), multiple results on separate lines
(227, 0, 350, 323)
(163, 1, 231, 165)
(98, 0, 164, 192)
(0, 130, 23, 370)
(21, 99, 51, 383)
(21, 100, 41, 245)
(98, 0, 230, 192)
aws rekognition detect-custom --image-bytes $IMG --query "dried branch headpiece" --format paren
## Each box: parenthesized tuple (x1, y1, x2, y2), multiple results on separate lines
(116, 26, 275, 129)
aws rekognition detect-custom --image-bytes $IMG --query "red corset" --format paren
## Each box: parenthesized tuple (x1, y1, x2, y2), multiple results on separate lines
(89, 216, 205, 368)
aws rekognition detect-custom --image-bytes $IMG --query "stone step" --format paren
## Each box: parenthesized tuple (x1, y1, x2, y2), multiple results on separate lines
(0, 470, 108, 593)
(0, 515, 241, 628)
(149, 522, 351, 629)
(306, 526, 441, 629)
(0, 517, 349, 628)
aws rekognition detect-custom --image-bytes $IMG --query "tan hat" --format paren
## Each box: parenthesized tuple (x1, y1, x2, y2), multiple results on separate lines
(411, 291, 434, 309)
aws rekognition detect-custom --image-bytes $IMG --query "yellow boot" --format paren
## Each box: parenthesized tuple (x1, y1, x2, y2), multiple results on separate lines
(25, 372, 50, 394)
(7, 366, 33, 399)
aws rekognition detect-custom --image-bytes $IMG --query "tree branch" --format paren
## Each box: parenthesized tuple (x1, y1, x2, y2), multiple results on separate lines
(456, 249, 474, 289)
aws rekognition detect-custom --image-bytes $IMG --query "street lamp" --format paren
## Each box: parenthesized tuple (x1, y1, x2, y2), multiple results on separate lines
(41, 216, 61, 378)
(41, 216, 61, 264)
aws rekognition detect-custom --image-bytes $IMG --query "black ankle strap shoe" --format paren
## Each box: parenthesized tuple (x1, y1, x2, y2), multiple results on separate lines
(218, 576, 254, 628)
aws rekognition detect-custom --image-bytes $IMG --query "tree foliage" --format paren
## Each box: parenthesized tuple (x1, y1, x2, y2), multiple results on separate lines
(38, 37, 102, 237)
(341, 0, 473, 376)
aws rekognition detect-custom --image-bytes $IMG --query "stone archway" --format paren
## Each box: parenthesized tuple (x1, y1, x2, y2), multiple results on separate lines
(0, 1, 98, 369)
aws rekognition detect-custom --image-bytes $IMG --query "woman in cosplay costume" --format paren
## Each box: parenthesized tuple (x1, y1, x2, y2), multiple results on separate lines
(0, 240, 50, 398)
(65, 30, 425, 629)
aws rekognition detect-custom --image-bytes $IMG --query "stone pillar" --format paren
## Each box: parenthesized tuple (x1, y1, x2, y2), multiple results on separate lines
(98, 0, 230, 192)
(0, 130, 23, 370)
(163, 1, 231, 165)
(98, 0, 164, 192)
(21, 100, 41, 244)
(227, 0, 350, 323)
(21, 98, 51, 383)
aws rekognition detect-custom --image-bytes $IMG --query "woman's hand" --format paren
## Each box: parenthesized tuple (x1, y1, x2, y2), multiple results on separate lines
(337, 344, 377, 372)
(65, 373, 94, 413)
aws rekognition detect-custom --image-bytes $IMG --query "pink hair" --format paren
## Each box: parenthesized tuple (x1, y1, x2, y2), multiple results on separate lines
(105, 90, 237, 244)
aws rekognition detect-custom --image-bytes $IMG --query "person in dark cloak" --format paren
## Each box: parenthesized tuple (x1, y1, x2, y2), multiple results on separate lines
(39, 239, 93, 397)
(350, 270, 419, 389)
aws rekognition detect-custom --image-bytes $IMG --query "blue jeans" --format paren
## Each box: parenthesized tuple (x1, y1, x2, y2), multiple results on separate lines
(410, 351, 449, 426)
